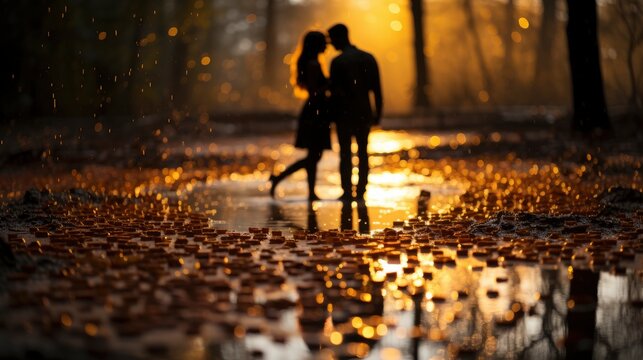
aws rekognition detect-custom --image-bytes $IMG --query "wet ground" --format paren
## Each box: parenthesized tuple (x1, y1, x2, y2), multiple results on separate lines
(177, 130, 466, 233)
(0, 125, 642, 359)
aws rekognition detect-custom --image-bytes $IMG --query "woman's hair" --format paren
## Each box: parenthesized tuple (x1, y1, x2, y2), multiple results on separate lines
(295, 31, 326, 89)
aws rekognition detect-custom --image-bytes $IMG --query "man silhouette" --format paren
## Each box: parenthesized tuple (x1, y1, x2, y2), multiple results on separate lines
(327, 24, 382, 201)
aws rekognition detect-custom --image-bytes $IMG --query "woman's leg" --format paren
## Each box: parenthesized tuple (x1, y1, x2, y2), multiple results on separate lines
(270, 157, 308, 197)
(305, 149, 323, 200)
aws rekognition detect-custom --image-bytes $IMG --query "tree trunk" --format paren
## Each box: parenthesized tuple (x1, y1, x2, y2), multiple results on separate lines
(565, 0, 610, 131)
(169, 1, 192, 113)
(11, 1, 47, 118)
(158, 0, 175, 113)
(463, 0, 493, 103)
(503, 0, 515, 102)
(27, 1, 52, 117)
(534, 0, 557, 102)
(565, 270, 599, 359)
(263, 0, 278, 89)
(626, 33, 641, 110)
(614, 0, 642, 113)
(410, 0, 430, 110)
(127, 2, 147, 115)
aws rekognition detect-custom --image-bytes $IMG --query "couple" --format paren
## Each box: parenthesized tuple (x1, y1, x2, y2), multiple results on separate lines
(269, 23, 383, 202)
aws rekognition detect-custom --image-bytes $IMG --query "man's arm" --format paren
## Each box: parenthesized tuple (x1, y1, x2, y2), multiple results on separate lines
(328, 59, 343, 121)
(329, 60, 340, 96)
(370, 56, 383, 125)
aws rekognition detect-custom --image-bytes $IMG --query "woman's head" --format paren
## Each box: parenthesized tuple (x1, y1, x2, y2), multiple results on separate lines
(295, 31, 326, 89)
(301, 31, 327, 56)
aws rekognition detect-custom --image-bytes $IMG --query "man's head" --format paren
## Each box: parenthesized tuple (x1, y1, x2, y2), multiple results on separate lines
(327, 23, 350, 51)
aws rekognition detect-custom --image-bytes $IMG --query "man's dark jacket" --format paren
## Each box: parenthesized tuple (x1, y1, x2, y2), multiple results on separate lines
(329, 45, 382, 127)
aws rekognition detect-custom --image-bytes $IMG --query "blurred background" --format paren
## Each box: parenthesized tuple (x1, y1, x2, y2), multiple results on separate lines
(2, 0, 642, 122)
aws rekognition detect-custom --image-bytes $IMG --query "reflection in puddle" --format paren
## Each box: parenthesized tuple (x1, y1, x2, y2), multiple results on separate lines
(185, 173, 464, 235)
(181, 130, 468, 234)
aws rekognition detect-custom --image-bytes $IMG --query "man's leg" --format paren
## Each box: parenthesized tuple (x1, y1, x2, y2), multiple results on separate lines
(304, 149, 323, 200)
(336, 125, 353, 199)
(355, 125, 370, 199)
(356, 200, 370, 234)
(340, 200, 353, 230)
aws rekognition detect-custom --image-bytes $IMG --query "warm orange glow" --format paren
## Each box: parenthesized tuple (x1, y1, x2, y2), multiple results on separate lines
(376, 324, 388, 336)
(368, 130, 415, 153)
(84, 323, 98, 336)
(362, 325, 375, 338)
(351, 317, 363, 328)
(511, 31, 522, 43)
(167, 27, 178, 37)
(381, 348, 402, 360)
(330, 331, 343, 345)
(60, 313, 72, 327)
(282, 53, 293, 65)
(429, 135, 442, 148)
(478, 90, 490, 103)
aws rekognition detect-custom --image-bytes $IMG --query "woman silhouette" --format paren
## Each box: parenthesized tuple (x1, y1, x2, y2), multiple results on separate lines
(269, 31, 331, 201)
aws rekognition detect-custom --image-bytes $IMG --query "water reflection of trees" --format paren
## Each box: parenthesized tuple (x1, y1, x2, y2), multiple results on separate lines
(593, 273, 643, 359)
(360, 264, 642, 359)
(518, 269, 566, 359)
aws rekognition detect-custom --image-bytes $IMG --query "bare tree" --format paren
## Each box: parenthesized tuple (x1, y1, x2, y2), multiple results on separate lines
(534, 0, 557, 102)
(614, 0, 643, 111)
(565, 0, 610, 131)
(502, 0, 516, 101)
(127, 1, 149, 115)
(410, 0, 430, 110)
(462, 0, 493, 104)
(169, 1, 193, 113)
